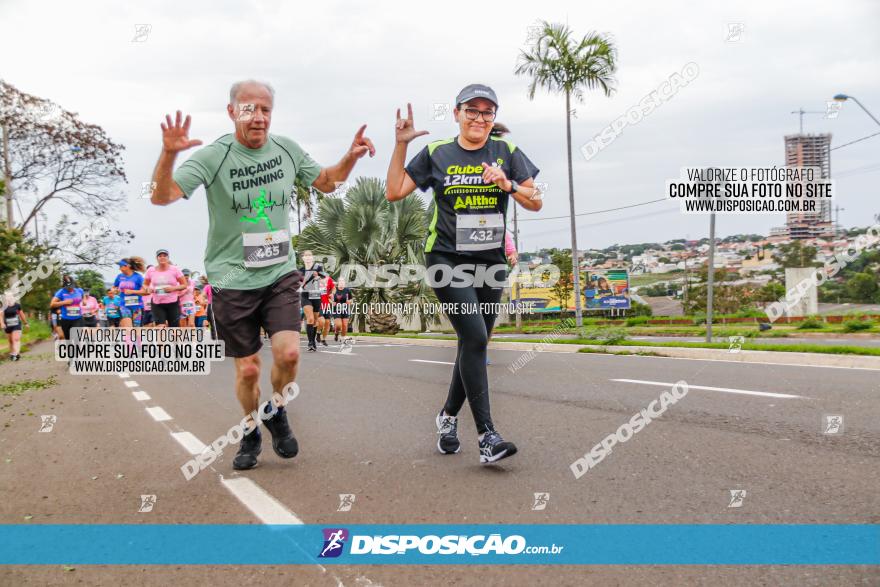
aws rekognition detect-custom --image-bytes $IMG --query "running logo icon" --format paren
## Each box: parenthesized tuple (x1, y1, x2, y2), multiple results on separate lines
(138, 495, 156, 513)
(39, 415, 57, 433)
(132, 24, 152, 42)
(823, 414, 844, 435)
(319, 528, 349, 558)
(728, 336, 744, 353)
(531, 492, 549, 511)
(337, 494, 356, 512)
(339, 337, 355, 354)
(727, 489, 746, 508)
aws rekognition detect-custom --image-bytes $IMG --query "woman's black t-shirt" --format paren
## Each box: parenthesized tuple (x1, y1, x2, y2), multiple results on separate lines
(405, 135, 539, 265)
(3, 304, 22, 329)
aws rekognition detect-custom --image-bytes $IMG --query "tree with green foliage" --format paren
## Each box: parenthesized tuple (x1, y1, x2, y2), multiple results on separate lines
(774, 241, 819, 268)
(298, 177, 436, 333)
(516, 21, 617, 328)
(549, 250, 574, 315)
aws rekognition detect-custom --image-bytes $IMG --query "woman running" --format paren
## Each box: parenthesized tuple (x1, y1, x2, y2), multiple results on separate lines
(80, 289, 100, 328)
(144, 249, 187, 328)
(114, 257, 147, 328)
(298, 250, 327, 352)
(50, 275, 85, 342)
(103, 287, 122, 327)
(2, 294, 28, 361)
(387, 86, 543, 464)
(331, 278, 353, 342)
(318, 273, 335, 346)
(194, 286, 208, 329)
(177, 269, 197, 328)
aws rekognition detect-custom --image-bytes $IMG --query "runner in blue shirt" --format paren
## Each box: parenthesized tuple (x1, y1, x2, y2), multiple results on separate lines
(50, 275, 85, 341)
(113, 257, 147, 327)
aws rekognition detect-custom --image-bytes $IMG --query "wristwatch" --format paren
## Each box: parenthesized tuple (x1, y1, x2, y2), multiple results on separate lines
(507, 180, 519, 194)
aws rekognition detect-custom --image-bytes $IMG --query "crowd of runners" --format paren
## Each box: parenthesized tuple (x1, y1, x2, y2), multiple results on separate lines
(36, 248, 354, 349)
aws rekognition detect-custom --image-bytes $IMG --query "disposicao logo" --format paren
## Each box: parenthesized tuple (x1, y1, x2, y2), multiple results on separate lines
(319, 528, 349, 558)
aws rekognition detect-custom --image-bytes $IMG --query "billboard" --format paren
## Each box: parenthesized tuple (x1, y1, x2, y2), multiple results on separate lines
(583, 269, 631, 310)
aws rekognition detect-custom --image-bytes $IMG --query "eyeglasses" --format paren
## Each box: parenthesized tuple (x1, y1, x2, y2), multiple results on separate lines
(462, 108, 496, 122)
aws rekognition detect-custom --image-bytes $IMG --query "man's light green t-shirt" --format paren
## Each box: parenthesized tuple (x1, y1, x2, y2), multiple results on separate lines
(173, 134, 321, 290)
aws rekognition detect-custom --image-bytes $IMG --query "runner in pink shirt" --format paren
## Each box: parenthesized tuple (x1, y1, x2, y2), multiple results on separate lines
(144, 249, 187, 327)
(178, 268, 197, 328)
(80, 290, 100, 328)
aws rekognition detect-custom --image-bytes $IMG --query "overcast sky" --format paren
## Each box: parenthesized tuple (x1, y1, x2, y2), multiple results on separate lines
(2, 0, 878, 279)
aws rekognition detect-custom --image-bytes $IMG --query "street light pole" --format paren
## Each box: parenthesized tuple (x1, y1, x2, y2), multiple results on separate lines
(833, 94, 880, 128)
(705, 212, 716, 343)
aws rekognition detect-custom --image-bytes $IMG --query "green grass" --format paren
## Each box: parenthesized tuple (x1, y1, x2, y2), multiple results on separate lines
(0, 322, 52, 356)
(0, 376, 58, 396)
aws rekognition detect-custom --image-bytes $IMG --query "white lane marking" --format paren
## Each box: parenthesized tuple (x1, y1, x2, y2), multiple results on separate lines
(221, 477, 304, 525)
(124, 380, 138, 388)
(410, 359, 454, 365)
(118, 373, 130, 378)
(132, 391, 151, 401)
(598, 353, 880, 372)
(611, 379, 803, 399)
(145, 406, 173, 421)
(171, 431, 209, 455)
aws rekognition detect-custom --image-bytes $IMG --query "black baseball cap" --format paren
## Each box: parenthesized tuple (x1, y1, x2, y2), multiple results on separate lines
(182, 268, 191, 276)
(62, 275, 76, 288)
(455, 84, 498, 108)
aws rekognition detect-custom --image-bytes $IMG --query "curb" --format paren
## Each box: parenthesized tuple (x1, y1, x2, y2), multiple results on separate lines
(354, 335, 880, 370)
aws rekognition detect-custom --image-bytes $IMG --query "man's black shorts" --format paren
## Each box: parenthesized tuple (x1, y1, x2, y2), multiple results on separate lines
(152, 301, 180, 326)
(213, 270, 302, 357)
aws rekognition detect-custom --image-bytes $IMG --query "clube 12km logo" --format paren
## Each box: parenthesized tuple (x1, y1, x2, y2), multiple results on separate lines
(318, 528, 538, 558)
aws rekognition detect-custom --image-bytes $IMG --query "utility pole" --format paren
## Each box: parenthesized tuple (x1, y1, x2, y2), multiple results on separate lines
(705, 213, 716, 343)
(834, 205, 845, 237)
(512, 205, 522, 332)
(2, 121, 14, 228)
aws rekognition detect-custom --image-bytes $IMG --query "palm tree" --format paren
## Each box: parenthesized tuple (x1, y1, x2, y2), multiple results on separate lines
(515, 21, 618, 328)
(298, 177, 439, 333)
(291, 178, 323, 235)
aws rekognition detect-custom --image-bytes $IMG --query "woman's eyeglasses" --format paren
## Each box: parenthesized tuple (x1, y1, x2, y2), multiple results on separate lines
(462, 108, 496, 122)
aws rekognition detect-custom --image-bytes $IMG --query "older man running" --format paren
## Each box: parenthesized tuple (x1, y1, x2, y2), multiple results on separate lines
(150, 79, 374, 470)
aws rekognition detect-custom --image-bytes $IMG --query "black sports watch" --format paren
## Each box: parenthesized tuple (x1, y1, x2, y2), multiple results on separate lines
(506, 180, 519, 194)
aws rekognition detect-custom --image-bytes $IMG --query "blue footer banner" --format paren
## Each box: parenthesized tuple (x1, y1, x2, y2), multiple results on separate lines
(1, 525, 877, 565)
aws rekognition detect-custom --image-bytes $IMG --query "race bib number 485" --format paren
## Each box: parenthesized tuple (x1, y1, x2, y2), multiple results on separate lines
(243, 229, 290, 268)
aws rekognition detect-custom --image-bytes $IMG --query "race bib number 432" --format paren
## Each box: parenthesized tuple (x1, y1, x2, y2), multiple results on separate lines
(455, 213, 504, 252)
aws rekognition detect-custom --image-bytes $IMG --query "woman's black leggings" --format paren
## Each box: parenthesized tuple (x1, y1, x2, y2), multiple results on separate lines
(426, 251, 506, 434)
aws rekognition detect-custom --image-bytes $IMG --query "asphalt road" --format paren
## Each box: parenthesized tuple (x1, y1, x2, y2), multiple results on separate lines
(1, 337, 878, 586)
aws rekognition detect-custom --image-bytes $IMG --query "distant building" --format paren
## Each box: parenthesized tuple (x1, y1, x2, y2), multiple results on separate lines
(770, 133, 835, 240)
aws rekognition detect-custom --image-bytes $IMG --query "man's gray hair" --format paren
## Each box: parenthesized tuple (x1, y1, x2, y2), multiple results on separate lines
(229, 80, 275, 105)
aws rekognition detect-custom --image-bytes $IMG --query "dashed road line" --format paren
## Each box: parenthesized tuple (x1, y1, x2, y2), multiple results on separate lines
(132, 390, 151, 401)
(220, 477, 304, 525)
(410, 359, 454, 365)
(124, 380, 138, 388)
(145, 406, 173, 421)
(171, 431, 209, 455)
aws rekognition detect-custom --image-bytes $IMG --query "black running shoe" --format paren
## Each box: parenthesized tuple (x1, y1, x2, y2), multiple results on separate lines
(435, 410, 461, 454)
(334, 332, 339, 342)
(307, 344, 316, 352)
(261, 404, 299, 458)
(478, 429, 517, 464)
(321, 339, 328, 347)
(233, 426, 262, 470)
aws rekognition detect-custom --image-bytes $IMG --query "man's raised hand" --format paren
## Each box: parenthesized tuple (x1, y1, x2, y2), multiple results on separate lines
(161, 110, 203, 153)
